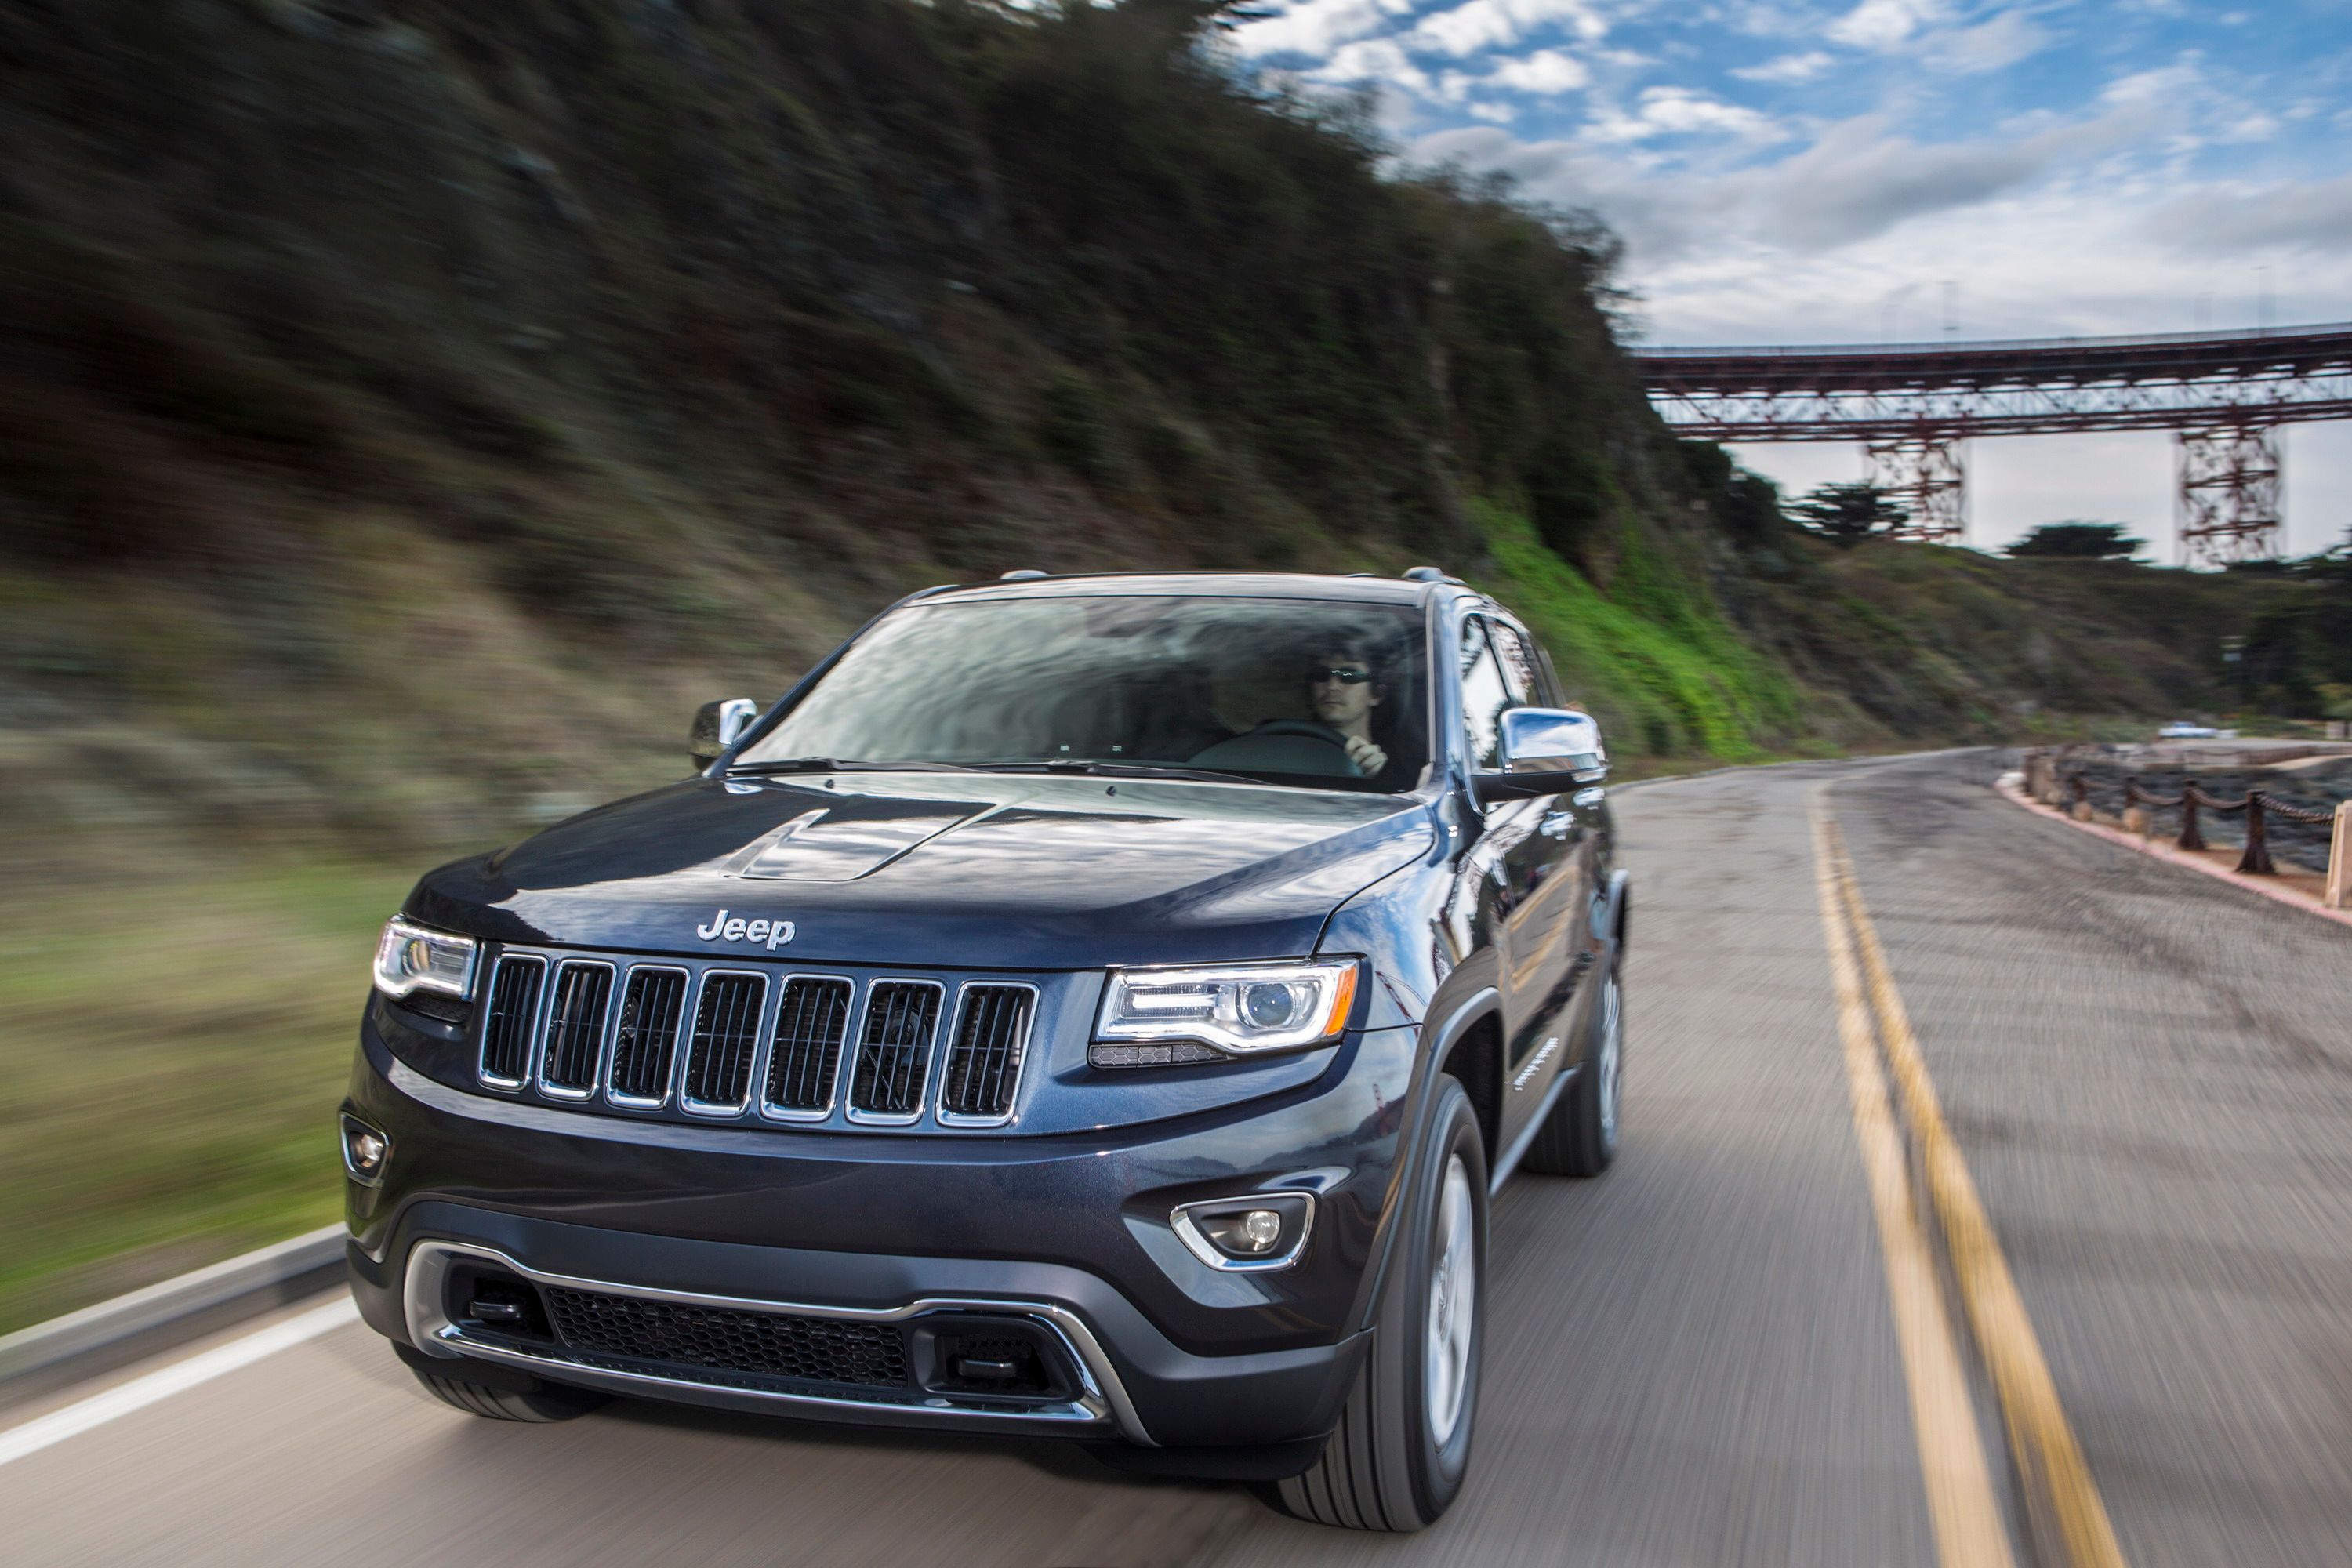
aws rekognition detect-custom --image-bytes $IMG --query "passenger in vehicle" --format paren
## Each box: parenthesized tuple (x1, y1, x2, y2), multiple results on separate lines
(1306, 648, 1392, 780)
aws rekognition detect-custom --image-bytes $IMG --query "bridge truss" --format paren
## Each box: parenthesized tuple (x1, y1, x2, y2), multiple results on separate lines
(1632, 323, 2352, 563)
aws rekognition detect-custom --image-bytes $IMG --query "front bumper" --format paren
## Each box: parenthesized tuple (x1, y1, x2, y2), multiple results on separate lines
(344, 1014, 1417, 1448)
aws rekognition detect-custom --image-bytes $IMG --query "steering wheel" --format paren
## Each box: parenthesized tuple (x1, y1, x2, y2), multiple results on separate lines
(1247, 720, 1362, 777)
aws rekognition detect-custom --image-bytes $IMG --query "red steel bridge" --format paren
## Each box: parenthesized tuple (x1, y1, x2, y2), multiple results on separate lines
(1632, 322, 2352, 564)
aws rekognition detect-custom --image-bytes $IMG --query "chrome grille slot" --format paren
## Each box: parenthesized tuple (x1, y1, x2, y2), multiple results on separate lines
(938, 985, 1036, 1123)
(848, 981, 943, 1121)
(681, 972, 766, 1115)
(478, 956, 546, 1087)
(540, 1287, 909, 1391)
(606, 967, 688, 1107)
(538, 961, 613, 1098)
(764, 977, 852, 1117)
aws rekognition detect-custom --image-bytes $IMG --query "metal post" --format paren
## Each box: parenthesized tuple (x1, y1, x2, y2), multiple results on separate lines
(2238, 793, 2276, 876)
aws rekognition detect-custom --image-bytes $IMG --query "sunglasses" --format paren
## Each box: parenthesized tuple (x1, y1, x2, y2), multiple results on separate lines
(1307, 665, 1374, 685)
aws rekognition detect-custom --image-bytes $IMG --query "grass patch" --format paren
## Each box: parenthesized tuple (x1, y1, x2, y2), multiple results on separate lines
(1471, 499, 1810, 760)
(0, 856, 412, 1333)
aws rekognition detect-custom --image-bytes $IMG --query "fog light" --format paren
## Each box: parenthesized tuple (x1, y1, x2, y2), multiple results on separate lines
(341, 1114, 390, 1185)
(1171, 1192, 1315, 1271)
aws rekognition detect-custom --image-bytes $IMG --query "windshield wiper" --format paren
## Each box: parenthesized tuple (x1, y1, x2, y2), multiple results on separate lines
(967, 760, 1264, 786)
(728, 757, 985, 776)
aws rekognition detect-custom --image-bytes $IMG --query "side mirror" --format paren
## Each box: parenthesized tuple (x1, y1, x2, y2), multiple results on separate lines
(1472, 708, 1607, 803)
(690, 697, 760, 769)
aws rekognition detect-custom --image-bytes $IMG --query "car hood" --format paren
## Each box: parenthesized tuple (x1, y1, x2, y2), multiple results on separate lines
(407, 773, 1439, 968)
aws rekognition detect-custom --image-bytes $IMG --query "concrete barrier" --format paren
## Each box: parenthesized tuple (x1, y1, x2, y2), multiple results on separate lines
(2331, 802, 2350, 910)
(0, 1226, 346, 1407)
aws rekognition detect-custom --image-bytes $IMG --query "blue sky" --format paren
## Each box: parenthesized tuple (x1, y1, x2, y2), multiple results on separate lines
(1229, 0, 2352, 554)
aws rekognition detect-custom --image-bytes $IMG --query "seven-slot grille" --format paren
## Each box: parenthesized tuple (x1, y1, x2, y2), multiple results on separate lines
(848, 982, 945, 1120)
(765, 977, 853, 1116)
(608, 968, 688, 1105)
(938, 985, 1035, 1121)
(682, 973, 766, 1113)
(479, 956, 546, 1086)
(474, 956, 1036, 1129)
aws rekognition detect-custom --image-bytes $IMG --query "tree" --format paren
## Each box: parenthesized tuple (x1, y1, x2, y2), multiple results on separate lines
(1788, 482, 1907, 544)
(2006, 521, 2145, 560)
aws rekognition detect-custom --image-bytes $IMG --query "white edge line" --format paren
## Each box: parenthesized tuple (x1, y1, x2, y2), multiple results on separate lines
(0, 1298, 359, 1468)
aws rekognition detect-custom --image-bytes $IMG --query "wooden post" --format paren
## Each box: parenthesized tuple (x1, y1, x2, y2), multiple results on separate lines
(2237, 793, 2276, 876)
(2329, 801, 2351, 909)
(2178, 791, 2205, 851)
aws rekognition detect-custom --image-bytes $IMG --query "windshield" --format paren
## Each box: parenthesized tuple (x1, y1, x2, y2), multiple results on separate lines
(738, 595, 1431, 793)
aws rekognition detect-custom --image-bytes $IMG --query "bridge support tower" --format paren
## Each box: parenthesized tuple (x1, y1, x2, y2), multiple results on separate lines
(1864, 430, 1967, 544)
(2176, 424, 2282, 567)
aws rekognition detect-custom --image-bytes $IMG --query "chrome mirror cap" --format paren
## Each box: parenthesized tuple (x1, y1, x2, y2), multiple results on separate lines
(690, 697, 760, 768)
(1498, 707, 1607, 784)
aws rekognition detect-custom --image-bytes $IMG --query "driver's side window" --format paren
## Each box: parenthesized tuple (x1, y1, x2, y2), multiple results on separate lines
(1458, 618, 1513, 770)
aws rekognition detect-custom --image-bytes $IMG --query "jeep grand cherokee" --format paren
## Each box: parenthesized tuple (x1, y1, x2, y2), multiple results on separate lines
(343, 568, 1628, 1530)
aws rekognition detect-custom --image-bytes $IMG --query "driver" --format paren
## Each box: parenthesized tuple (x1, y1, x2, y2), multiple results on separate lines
(1306, 644, 1390, 779)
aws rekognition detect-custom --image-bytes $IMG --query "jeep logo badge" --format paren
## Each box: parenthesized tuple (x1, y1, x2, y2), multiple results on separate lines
(695, 909, 797, 950)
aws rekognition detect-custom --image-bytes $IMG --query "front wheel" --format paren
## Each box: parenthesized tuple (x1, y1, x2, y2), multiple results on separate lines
(400, 1350, 608, 1423)
(1272, 1075, 1487, 1531)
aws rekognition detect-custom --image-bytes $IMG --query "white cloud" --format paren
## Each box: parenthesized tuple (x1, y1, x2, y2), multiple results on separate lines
(1826, 0, 1949, 51)
(1468, 100, 1522, 122)
(1232, 0, 1417, 58)
(1925, 9, 2050, 74)
(1730, 50, 1836, 84)
(1312, 36, 1433, 96)
(1487, 48, 1593, 95)
(1407, 0, 1612, 59)
(2146, 171, 2352, 253)
(1587, 86, 1782, 143)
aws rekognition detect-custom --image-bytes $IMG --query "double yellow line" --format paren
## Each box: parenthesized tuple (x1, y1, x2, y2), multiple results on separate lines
(1813, 800, 2127, 1568)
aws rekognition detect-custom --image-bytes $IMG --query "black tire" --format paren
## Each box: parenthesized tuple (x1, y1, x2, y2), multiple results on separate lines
(405, 1359, 608, 1423)
(1523, 957, 1622, 1178)
(1272, 1075, 1487, 1531)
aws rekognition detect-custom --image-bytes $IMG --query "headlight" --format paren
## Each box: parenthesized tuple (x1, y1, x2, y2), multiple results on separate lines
(372, 916, 480, 1001)
(1096, 959, 1359, 1057)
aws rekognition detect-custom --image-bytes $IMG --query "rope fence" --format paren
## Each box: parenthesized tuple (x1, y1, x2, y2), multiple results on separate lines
(2023, 747, 2352, 909)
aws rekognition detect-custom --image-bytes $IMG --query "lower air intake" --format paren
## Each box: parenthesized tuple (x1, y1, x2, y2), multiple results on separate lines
(540, 1288, 909, 1391)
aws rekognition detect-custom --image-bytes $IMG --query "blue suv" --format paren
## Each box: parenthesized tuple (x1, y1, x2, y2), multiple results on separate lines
(343, 569, 1628, 1530)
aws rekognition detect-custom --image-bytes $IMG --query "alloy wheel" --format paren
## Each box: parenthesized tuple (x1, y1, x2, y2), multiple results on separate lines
(1424, 1153, 1478, 1446)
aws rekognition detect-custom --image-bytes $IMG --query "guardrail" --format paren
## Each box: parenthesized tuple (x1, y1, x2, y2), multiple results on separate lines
(2021, 748, 2351, 909)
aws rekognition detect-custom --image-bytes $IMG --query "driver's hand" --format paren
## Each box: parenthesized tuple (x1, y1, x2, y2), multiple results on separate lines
(1343, 735, 1387, 776)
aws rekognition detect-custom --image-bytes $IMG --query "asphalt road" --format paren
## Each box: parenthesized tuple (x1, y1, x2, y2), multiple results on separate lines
(7, 750, 2350, 1566)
